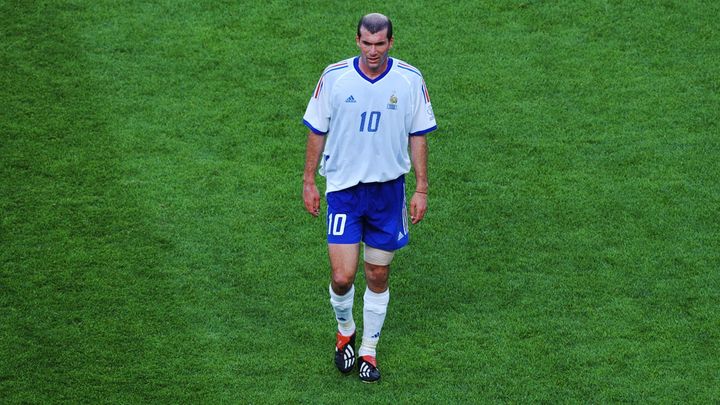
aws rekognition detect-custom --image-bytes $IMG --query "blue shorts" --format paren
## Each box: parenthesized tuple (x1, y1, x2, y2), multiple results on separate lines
(326, 175, 409, 251)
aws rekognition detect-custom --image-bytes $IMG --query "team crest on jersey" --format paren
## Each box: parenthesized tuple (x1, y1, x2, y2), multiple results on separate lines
(387, 94, 398, 110)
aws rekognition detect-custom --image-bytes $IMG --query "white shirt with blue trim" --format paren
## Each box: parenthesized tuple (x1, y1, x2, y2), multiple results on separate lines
(303, 57, 437, 193)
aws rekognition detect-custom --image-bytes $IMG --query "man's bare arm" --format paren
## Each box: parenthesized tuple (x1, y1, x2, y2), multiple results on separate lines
(409, 135, 428, 224)
(303, 132, 326, 217)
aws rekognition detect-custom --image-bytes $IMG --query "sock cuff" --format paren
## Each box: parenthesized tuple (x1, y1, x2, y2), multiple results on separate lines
(330, 284, 355, 304)
(364, 287, 389, 306)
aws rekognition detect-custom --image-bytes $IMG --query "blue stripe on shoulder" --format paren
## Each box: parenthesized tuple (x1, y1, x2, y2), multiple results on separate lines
(397, 64, 422, 77)
(322, 64, 349, 77)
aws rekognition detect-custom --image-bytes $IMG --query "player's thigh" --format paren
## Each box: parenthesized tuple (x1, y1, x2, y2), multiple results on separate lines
(329, 243, 361, 273)
(328, 243, 360, 289)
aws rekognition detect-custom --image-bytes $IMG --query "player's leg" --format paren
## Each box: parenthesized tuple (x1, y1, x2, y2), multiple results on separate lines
(364, 254, 391, 292)
(326, 187, 363, 374)
(328, 243, 360, 373)
(363, 256, 391, 357)
(329, 243, 360, 295)
(357, 248, 392, 382)
(362, 251, 392, 357)
(356, 176, 407, 382)
(329, 243, 359, 337)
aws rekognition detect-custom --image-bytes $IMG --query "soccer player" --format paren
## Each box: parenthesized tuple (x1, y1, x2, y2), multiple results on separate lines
(302, 13, 437, 383)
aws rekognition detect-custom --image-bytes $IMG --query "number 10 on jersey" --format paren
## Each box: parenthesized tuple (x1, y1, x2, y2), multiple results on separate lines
(359, 111, 381, 133)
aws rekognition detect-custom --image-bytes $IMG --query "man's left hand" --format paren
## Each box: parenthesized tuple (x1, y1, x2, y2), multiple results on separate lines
(410, 191, 427, 224)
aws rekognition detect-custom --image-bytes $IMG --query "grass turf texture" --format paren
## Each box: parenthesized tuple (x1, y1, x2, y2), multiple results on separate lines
(2, 0, 719, 402)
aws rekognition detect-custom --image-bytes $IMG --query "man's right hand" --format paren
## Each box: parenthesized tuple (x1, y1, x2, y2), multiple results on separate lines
(303, 182, 320, 217)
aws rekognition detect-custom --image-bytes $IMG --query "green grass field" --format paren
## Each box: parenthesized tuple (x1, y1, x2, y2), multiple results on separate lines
(2, 0, 719, 402)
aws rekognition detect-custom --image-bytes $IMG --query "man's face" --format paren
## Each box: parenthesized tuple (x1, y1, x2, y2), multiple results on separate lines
(356, 27, 393, 74)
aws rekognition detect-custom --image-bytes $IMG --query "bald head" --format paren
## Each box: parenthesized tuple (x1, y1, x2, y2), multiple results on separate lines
(357, 13, 393, 40)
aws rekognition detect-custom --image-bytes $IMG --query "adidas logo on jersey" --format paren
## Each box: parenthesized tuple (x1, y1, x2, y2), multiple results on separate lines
(345, 95, 356, 103)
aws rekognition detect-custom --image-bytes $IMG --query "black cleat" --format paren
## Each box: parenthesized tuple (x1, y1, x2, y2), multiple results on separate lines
(334, 332, 356, 373)
(358, 355, 381, 383)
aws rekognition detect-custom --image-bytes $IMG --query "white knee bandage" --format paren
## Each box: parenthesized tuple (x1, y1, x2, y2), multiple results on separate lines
(364, 246, 395, 266)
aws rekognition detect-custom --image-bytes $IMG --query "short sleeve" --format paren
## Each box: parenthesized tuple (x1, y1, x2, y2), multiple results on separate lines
(409, 78, 437, 136)
(303, 75, 331, 134)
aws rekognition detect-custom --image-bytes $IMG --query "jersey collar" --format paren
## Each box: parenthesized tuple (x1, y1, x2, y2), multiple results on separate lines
(353, 57, 394, 84)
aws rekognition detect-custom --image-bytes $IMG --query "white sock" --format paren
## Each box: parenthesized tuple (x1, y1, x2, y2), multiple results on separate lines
(358, 287, 390, 358)
(329, 284, 356, 336)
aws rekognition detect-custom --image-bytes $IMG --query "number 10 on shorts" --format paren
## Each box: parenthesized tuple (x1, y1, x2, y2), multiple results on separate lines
(328, 213, 347, 236)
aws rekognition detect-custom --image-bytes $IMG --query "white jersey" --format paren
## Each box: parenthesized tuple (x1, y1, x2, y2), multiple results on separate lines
(303, 56, 437, 193)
